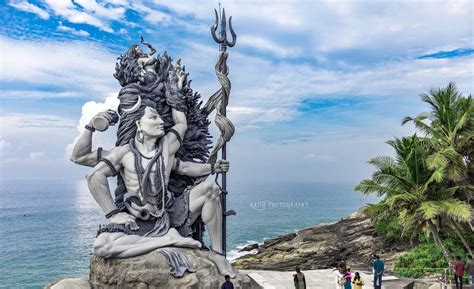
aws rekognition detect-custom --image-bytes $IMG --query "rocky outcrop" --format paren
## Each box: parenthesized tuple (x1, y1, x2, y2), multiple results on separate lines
(89, 248, 255, 289)
(45, 278, 91, 289)
(233, 211, 412, 271)
(239, 243, 259, 252)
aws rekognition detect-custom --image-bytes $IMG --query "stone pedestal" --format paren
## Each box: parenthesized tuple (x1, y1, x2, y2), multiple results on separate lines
(89, 248, 255, 289)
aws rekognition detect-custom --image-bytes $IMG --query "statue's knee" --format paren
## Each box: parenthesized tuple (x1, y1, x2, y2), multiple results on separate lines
(210, 189, 220, 201)
(201, 180, 215, 192)
(93, 234, 112, 258)
(204, 181, 219, 193)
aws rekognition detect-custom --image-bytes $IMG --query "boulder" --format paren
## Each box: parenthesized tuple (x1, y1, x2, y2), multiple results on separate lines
(45, 278, 91, 289)
(89, 248, 255, 289)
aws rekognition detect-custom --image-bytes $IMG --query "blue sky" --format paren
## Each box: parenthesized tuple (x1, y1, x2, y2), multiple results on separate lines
(0, 0, 473, 186)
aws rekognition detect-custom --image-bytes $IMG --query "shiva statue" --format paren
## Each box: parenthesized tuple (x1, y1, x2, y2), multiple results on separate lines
(70, 35, 236, 278)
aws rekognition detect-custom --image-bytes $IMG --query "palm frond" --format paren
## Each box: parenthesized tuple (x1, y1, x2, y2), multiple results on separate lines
(354, 179, 405, 197)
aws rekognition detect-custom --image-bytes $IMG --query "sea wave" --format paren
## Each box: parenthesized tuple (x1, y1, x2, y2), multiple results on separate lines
(228, 240, 260, 261)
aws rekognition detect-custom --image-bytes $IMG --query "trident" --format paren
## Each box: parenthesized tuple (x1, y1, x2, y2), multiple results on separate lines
(210, 4, 236, 257)
(211, 6, 237, 54)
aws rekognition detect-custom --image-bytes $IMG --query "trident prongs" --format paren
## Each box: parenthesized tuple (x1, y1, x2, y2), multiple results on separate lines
(211, 7, 237, 52)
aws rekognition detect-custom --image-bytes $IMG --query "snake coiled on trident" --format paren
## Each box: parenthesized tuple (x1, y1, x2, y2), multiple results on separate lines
(201, 51, 235, 166)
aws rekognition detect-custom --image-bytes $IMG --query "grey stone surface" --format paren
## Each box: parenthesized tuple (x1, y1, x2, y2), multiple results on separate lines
(240, 269, 411, 289)
(89, 248, 255, 289)
(45, 278, 91, 289)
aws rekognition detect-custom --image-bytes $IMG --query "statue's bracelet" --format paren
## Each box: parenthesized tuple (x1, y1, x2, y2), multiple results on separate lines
(84, 124, 95, 132)
(210, 163, 215, 175)
(105, 208, 123, 219)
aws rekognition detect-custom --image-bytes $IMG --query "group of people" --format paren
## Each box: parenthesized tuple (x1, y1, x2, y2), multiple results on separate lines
(222, 254, 474, 288)
(329, 255, 383, 289)
(293, 255, 384, 289)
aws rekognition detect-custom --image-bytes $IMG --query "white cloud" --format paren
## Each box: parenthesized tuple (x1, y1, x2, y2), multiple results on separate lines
(43, 0, 114, 32)
(0, 138, 10, 152)
(26, 151, 46, 161)
(179, 41, 473, 126)
(58, 21, 90, 37)
(131, 2, 171, 24)
(74, 0, 125, 20)
(8, 0, 50, 20)
(154, 0, 472, 58)
(0, 113, 76, 165)
(303, 153, 316, 160)
(0, 36, 119, 100)
(239, 35, 301, 57)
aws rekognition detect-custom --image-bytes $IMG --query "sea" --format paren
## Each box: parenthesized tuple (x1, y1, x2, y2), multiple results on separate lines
(0, 180, 378, 288)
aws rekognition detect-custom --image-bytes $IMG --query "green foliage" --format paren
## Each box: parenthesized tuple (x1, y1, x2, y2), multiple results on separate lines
(372, 214, 405, 241)
(395, 240, 447, 278)
(394, 233, 473, 278)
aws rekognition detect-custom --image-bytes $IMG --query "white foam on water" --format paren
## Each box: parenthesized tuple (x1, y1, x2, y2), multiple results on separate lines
(228, 240, 260, 262)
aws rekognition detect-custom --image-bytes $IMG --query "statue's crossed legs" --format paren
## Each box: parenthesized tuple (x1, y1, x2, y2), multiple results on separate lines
(93, 180, 235, 277)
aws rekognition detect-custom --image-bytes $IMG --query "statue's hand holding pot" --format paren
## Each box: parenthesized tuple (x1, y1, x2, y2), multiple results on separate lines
(90, 110, 119, 132)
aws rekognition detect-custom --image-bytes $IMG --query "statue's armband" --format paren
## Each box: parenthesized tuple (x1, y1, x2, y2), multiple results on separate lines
(168, 128, 183, 146)
(96, 147, 103, 165)
(98, 158, 119, 177)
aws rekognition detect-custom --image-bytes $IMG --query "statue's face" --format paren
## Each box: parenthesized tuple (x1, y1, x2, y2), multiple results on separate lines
(137, 107, 164, 138)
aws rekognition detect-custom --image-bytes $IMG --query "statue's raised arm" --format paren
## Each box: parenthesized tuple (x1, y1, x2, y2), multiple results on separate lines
(70, 110, 118, 167)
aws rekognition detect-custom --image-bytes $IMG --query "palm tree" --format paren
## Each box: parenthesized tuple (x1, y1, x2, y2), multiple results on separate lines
(402, 82, 473, 186)
(402, 83, 474, 252)
(355, 135, 472, 264)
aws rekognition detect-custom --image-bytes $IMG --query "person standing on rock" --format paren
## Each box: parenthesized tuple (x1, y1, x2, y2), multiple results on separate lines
(466, 255, 474, 288)
(293, 267, 306, 289)
(352, 272, 365, 289)
(373, 255, 384, 288)
(453, 256, 465, 289)
(221, 275, 234, 289)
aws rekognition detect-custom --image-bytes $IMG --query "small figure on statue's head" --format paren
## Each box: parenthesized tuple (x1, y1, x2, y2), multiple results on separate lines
(114, 37, 159, 86)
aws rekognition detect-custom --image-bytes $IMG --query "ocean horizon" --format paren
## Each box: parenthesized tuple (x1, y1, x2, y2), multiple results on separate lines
(0, 179, 377, 288)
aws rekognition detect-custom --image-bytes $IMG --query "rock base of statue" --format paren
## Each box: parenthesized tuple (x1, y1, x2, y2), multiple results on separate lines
(88, 248, 255, 289)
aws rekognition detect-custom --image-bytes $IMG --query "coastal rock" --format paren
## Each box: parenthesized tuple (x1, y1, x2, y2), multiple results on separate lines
(233, 210, 412, 271)
(239, 243, 259, 252)
(89, 248, 255, 289)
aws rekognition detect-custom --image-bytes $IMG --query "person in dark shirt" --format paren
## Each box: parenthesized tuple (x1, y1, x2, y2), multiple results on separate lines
(373, 255, 384, 288)
(221, 275, 234, 289)
(453, 256, 465, 289)
(293, 266, 307, 289)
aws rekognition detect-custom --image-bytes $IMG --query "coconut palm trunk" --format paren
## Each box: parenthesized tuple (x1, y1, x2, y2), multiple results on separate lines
(427, 219, 452, 265)
(450, 221, 473, 256)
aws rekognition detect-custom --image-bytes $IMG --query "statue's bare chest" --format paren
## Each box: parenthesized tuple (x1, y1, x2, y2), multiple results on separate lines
(121, 146, 172, 183)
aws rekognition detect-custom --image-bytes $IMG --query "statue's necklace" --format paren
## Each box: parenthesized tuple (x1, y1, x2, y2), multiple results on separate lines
(138, 150, 153, 160)
(129, 139, 165, 207)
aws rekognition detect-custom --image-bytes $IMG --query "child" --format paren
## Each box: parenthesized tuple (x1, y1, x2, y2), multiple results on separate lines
(352, 272, 365, 289)
(343, 268, 352, 289)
